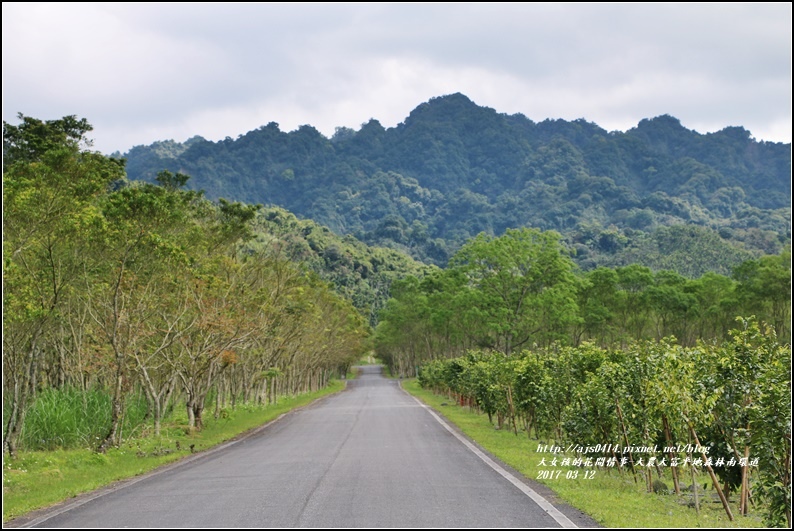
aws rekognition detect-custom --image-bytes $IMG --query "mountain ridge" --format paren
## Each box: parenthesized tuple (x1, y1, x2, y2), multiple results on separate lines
(122, 93, 791, 273)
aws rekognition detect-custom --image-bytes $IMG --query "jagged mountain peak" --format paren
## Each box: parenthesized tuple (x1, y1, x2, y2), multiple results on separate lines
(402, 92, 498, 126)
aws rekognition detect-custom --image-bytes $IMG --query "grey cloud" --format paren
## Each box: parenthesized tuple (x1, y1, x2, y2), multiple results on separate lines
(3, 3, 790, 153)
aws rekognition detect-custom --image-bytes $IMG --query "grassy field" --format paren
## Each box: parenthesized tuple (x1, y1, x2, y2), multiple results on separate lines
(401, 379, 767, 528)
(2, 381, 345, 522)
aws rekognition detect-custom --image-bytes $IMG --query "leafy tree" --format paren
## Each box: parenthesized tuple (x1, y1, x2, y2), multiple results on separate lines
(575, 267, 619, 345)
(614, 264, 654, 342)
(449, 228, 579, 355)
(3, 113, 93, 166)
(645, 340, 734, 520)
(722, 319, 791, 525)
(3, 116, 124, 456)
(733, 249, 791, 341)
(87, 182, 200, 451)
(647, 270, 697, 341)
(687, 272, 738, 340)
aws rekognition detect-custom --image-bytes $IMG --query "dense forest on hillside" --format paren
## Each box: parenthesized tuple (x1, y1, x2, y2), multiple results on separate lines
(245, 207, 432, 326)
(122, 93, 791, 274)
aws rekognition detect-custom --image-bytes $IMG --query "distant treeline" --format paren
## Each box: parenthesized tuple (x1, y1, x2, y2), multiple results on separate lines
(374, 227, 790, 376)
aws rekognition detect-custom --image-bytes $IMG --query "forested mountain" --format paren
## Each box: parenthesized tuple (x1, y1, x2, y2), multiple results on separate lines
(122, 93, 791, 274)
(245, 207, 432, 326)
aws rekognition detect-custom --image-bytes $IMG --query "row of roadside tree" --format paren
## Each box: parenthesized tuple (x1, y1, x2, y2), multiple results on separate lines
(3, 115, 368, 456)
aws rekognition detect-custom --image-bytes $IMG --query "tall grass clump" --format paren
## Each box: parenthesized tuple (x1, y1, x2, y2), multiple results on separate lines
(19, 387, 149, 450)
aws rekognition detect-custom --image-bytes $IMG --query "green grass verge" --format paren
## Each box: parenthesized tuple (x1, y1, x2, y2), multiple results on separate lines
(402, 379, 766, 528)
(2, 381, 345, 522)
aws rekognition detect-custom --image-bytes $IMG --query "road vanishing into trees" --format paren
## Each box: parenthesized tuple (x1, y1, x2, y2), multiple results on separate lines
(19, 366, 596, 528)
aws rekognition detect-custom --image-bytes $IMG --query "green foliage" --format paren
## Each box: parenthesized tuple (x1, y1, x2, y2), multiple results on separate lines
(589, 225, 759, 278)
(404, 378, 766, 527)
(562, 359, 621, 448)
(451, 228, 578, 354)
(376, 228, 580, 375)
(3, 113, 93, 166)
(19, 389, 148, 451)
(154, 169, 190, 191)
(250, 206, 431, 326)
(122, 94, 790, 272)
(733, 249, 792, 339)
(385, 224, 788, 521)
(3, 114, 127, 456)
(376, 224, 790, 375)
(415, 318, 791, 526)
(729, 320, 792, 527)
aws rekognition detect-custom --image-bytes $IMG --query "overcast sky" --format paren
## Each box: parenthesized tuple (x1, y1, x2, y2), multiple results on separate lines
(3, 3, 791, 154)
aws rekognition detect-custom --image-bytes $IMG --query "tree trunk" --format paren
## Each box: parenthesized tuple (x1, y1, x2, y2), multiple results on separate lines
(662, 415, 681, 494)
(153, 401, 162, 437)
(97, 360, 124, 453)
(506, 386, 518, 435)
(740, 444, 749, 516)
(615, 398, 638, 483)
(4, 334, 44, 457)
(193, 401, 204, 430)
(689, 424, 733, 521)
(3, 381, 23, 458)
(186, 399, 196, 428)
(690, 452, 700, 515)
(214, 385, 221, 420)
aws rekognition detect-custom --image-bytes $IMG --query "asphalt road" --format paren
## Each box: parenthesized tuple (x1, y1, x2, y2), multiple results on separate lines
(22, 366, 594, 528)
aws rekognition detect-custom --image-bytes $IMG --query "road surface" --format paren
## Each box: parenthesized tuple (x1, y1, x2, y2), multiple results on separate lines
(20, 366, 595, 528)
